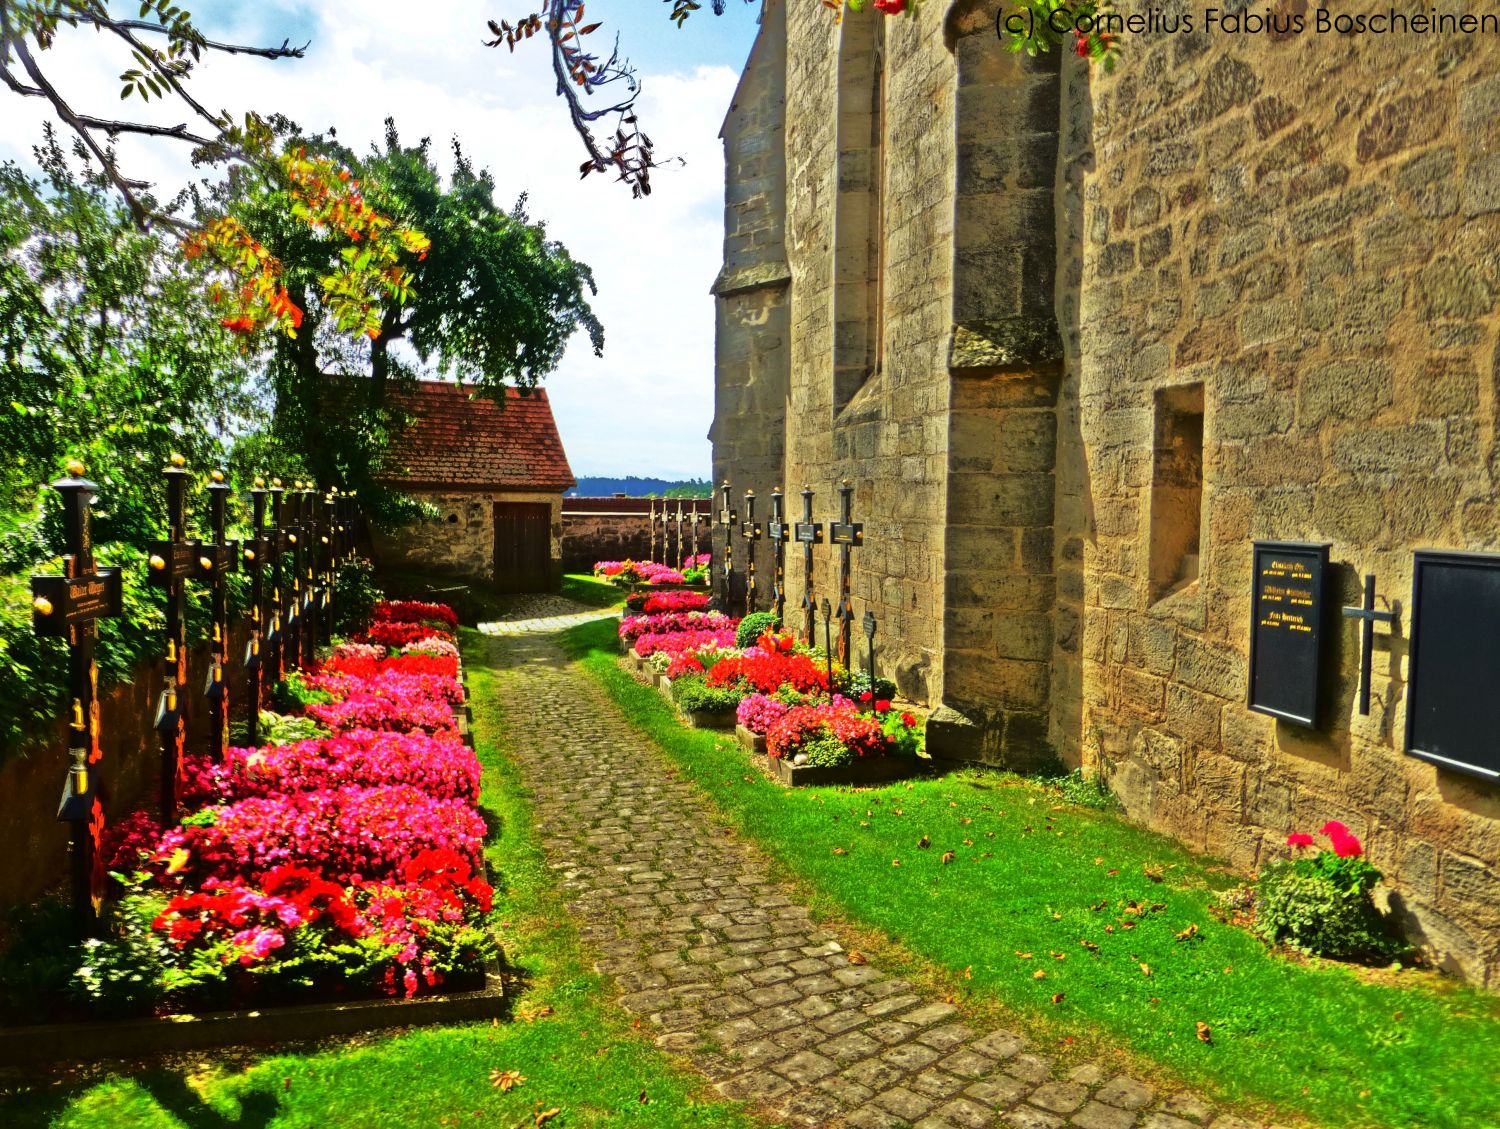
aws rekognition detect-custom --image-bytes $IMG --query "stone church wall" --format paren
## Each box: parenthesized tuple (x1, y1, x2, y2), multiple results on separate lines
(1060, 24, 1500, 980)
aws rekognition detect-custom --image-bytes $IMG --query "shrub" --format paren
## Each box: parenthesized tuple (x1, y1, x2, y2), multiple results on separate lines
(735, 610, 780, 649)
(333, 557, 383, 636)
(1255, 823, 1404, 960)
(670, 673, 744, 714)
(846, 670, 897, 702)
(1043, 768, 1118, 810)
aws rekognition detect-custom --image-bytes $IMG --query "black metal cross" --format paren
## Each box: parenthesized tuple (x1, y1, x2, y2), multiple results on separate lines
(674, 501, 686, 570)
(147, 454, 195, 822)
(195, 470, 238, 762)
(31, 459, 123, 933)
(270, 478, 295, 676)
(241, 478, 270, 747)
(819, 596, 834, 690)
(794, 485, 824, 645)
(648, 498, 659, 564)
(718, 481, 737, 612)
(742, 489, 762, 616)
(766, 487, 788, 626)
(830, 480, 865, 666)
(1342, 574, 1397, 717)
(299, 484, 320, 661)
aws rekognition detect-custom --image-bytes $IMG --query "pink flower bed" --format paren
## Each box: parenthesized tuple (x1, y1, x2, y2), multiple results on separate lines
(618, 610, 737, 644)
(626, 590, 712, 613)
(105, 599, 495, 1003)
(736, 693, 791, 735)
(182, 730, 481, 806)
(767, 702, 889, 761)
(632, 627, 739, 657)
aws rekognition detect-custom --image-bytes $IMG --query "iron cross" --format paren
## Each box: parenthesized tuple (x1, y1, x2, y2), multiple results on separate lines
(766, 487, 788, 626)
(794, 485, 824, 645)
(718, 481, 737, 610)
(742, 489, 762, 616)
(1341, 574, 1397, 716)
(147, 454, 195, 822)
(196, 470, 238, 762)
(831, 480, 864, 666)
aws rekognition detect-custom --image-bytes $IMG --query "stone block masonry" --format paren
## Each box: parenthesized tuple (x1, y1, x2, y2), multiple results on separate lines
(713, 0, 1500, 979)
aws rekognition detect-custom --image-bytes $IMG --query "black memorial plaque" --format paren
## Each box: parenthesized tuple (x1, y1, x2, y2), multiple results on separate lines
(1247, 541, 1330, 727)
(1405, 550, 1500, 783)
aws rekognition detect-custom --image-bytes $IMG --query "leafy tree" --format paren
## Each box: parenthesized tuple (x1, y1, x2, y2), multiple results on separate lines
(210, 120, 603, 509)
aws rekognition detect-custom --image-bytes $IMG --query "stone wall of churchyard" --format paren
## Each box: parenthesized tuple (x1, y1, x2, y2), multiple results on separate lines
(559, 498, 712, 572)
(370, 490, 563, 586)
(1058, 26, 1500, 980)
(772, 0, 957, 702)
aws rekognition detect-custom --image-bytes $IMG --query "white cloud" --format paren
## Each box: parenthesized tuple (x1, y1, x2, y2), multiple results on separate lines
(0, 1, 737, 480)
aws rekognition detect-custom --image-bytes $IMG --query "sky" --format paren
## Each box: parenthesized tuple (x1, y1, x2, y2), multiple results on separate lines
(0, 1, 763, 480)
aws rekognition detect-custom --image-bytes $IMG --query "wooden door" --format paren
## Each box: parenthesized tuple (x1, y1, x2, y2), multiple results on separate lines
(493, 502, 553, 592)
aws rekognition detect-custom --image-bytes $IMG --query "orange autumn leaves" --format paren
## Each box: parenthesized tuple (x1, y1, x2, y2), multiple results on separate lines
(182, 148, 431, 341)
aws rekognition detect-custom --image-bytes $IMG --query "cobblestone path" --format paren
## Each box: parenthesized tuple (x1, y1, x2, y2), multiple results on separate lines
(487, 627, 1279, 1129)
(477, 596, 617, 635)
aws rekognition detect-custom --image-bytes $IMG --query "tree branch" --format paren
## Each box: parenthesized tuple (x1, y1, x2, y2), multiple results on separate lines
(88, 18, 307, 60)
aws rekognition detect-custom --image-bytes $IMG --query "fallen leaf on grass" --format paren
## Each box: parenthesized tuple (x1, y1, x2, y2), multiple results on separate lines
(1196, 1021, 1213, 1044)
(917, 835, 930, 849)
(1175, 923, 1199, 942)
(941, 851, 956, 864)
(963, 965, 973, 980)
(891, 859, 902, 867)
(1090, 900, 1108, 912)
(1144, 865, 1165, 882)
(1050, 993, 1066, 1004)
(1106, 868, 1119, 876)
(848, 951, 868, 965)
(535, 1109, 561, 1126)
(832, 847, 847, 855)
(1015, 951, 1033, 959)
(962, 837, 974, 846)
(1032, 969, 1047, 980)
(639, 1090, 649, 1103)
(1051, 911, 1063, 921)
(490, 1070, 526, 1092)
(1104, 925, 1115, 934)
(1050, 951, 1067, 961)
(516, 1004, 554, 1023)
(1140, 963, 1153, 977)
(1079, 940, 1099, 952)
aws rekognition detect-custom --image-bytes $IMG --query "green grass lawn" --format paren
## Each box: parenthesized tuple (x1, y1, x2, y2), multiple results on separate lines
(560, 573, 627, 610)
(561, 616, 1500, 1129)
(0, 630, 754, 1129)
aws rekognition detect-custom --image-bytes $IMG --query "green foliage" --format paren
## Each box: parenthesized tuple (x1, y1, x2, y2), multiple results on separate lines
(669, 673, 742, 714)
(1255, 853, 1405, 960)
(332, 556, 383, 636)
(802, 730, 854, 768)
(1041, 768, 1121, 811)
(734, 611, 779, 649)
(259, 711, 327, 746)
(210, 118, 604, 517)
(846, 669, 896, 702)
(880, 710, 924, 757)
(71, 880, 172, 1018)
(271, 671, 334, 712)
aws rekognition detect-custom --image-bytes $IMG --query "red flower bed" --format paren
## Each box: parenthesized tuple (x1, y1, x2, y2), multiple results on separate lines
(626, 590, 712, 613)
(766, 702, 888, 761)
(707, 651, 830, 696)
(97, 599, 496, 1004)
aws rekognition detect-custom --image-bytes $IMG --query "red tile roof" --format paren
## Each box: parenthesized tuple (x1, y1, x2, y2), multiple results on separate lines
(378, 381, 575, 492)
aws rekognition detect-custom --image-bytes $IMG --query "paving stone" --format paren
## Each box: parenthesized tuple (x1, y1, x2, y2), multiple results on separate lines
(875, 1084, 937, 1121)
(1097, 1076, 1155, 1110)
(1072, 1100, 1141, 1129)
(778, 1049, 839, 1084)
(483, 628, 1228, 1129)
(1029, 1080, 1090, 1114)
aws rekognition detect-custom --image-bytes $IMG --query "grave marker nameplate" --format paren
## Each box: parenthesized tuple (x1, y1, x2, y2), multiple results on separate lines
(1405, 550, 1500, 783)
(1247, 541, 1330, 727)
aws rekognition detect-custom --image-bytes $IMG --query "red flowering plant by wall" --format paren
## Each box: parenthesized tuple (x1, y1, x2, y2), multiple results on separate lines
(73, 600, 499, 1014)
(707, 651, 831, 697)
(627, 590, 712, 613)
(766, 702, 888, 766)
(1250, 821, 1405, 961)
(374, 600, 460, 631)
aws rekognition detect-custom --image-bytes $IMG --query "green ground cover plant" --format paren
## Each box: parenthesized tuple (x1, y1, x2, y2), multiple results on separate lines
(0, 630, 755, 1129)
(562, 616, 1500, 1129)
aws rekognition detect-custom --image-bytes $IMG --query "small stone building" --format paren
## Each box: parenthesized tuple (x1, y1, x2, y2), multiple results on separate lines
(372, 381, 574, 591)
(713, 1, 1500, 979)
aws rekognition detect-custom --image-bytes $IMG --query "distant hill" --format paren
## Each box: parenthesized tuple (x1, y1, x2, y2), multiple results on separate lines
(567, 476, 712, 498)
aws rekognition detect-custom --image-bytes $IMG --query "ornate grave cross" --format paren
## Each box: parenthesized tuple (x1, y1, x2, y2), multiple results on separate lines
(1342, 574, 1398, 716)
(830, 480, 865, 667)
(766, 487, 788, 626)
(742, 489, 763, 616)
(147, 454, 195, 822)
(241, 479, 271, 748)
(863, 610, 878, 685)
(648, 499, 659, 563)
(794, 485, 824, 645)
(195, 471, 238, 762)
(32, 460, 123, 932)
(320, 490, 338, 625)
(299, 485, 321, 660)
(718, 481, 737, 611)
(270, 478, 296, 676)
(689, 503, 702, 561)
(658, 504, 672, 566)
(674, 501, 686, 570)
(819, 596, 835, 690)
